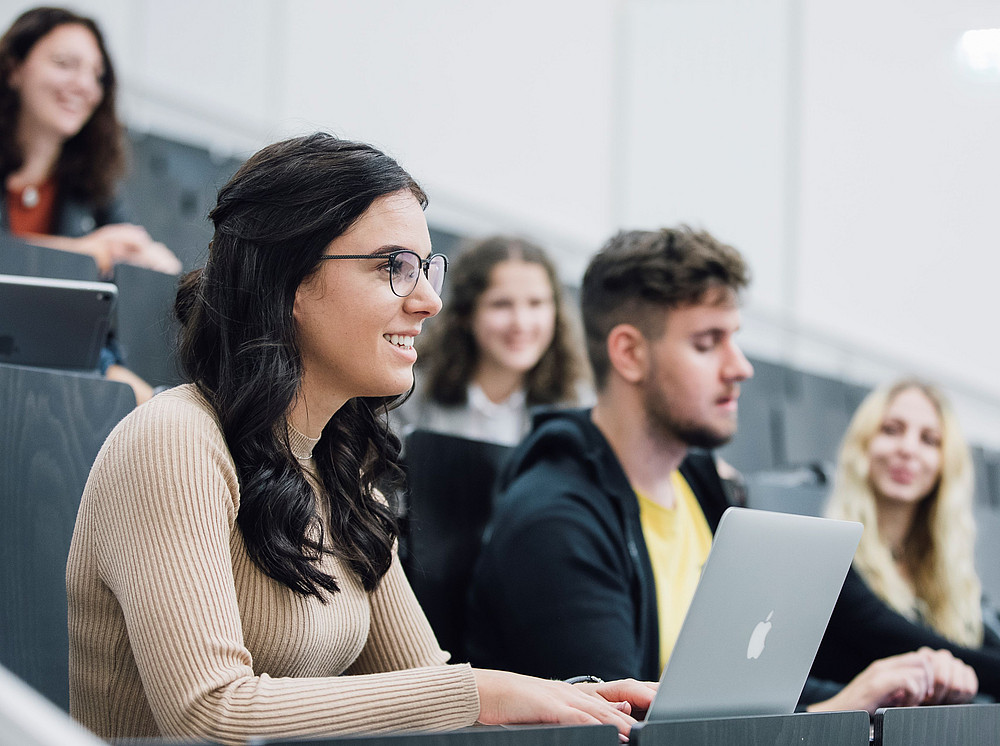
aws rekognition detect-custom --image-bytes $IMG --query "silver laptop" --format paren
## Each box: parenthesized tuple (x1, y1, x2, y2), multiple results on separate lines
(0, 274, 117, 371)
(643, 506, 862, 721)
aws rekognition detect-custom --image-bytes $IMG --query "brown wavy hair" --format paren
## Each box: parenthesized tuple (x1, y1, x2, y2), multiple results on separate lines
(0, 7, 125, 205)
(175, 133, 423, 599)
(581, 226, 750, 388)
(419, 235, 587, 407)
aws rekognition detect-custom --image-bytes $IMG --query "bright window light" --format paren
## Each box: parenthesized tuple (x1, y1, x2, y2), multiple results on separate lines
(959, 28, 1000, 73)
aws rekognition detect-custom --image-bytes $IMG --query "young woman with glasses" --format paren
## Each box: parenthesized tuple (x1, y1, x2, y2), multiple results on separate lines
(396, 235, 589, 446)
(66, 133, 655, 744)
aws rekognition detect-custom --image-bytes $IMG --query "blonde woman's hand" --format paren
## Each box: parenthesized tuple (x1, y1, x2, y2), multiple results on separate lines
(807, 647, 977, 716)
(919, 647, 978, 705)
(473, 669, 655, 740)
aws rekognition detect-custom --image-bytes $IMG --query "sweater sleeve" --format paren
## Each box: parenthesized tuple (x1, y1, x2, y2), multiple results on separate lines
(78, 393, 478, 744)
(345, 551, 456, 674)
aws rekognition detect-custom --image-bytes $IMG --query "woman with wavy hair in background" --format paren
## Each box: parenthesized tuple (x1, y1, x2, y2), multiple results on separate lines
(0, 6, 181, 402)
(66, 133, 654, 745)
(397, 235, 589, 446)
(812, 378, 1000, 694)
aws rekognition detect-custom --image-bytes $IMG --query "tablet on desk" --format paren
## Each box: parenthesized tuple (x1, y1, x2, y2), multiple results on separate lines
(0, 274, 117, 371)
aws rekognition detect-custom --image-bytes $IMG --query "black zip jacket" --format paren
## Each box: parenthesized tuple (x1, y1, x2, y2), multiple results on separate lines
(465, 408, 730, 683)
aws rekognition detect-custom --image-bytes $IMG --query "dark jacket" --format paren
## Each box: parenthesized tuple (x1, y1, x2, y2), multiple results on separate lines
(813, 567, 1000, 698)
(465, 408, 730, 682)
(466, 407, 847, 706)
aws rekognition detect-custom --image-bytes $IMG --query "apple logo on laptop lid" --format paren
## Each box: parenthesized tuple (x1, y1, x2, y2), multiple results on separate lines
(746, 610, 773, 660)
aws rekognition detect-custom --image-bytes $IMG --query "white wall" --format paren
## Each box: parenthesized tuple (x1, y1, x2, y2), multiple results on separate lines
(795, 0, 1000, 439)
(278, 0, 619, 279)
(1, 0, 999, 441)
(620, 0, 794, 319)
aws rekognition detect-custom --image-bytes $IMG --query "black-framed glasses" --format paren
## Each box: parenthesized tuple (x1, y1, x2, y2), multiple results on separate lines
(319, 250, 448, 298)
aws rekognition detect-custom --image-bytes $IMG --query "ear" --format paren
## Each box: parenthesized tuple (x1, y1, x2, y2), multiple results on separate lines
(292, 270, 325, 325)
(292, 279, 311, 326)
(605, 323, 649, 385)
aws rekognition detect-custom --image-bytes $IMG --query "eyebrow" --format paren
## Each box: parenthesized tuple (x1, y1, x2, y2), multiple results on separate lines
(691, 327, 734, 339)
(373, 244, 436, 259)
(359, 245, 401, 257)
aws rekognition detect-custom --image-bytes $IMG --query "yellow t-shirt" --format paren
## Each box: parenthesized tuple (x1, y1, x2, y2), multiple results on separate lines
(636, 471, 713, 672)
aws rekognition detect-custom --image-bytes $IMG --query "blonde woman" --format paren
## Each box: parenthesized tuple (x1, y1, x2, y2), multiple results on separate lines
(811, 379, 1000, 697)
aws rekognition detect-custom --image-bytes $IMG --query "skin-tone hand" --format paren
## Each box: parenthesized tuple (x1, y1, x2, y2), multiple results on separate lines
(76, 224, 183, 276)
(104, 363, 154, 406)
(473, 670, 657, 741)
(574, 678, 659, 718)
(807, 648, 977, 716)
(25, 223, 182, 277)
(920, 647, 978, 705)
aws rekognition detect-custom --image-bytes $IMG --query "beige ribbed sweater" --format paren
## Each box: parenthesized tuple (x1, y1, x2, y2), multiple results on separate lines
(66, 385, 479, 744)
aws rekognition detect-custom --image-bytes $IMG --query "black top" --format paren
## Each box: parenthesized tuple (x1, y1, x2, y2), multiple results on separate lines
(813, 566, 1000, 697)
(467, 408, 728, 682)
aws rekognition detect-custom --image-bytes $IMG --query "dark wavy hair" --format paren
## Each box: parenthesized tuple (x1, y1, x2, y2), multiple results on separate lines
(0, 7, 125, 205)
(581, 226, 750, 388)
(419, 235, 586, 406)
(175, 133, 426, 598)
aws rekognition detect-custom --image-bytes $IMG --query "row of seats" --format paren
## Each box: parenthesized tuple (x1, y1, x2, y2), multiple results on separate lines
(717, 359, 868, 473)
(720, 359, 1000, 510)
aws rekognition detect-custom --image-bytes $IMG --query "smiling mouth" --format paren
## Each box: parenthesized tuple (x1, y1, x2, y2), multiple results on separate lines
(889, 469, 915, 485)
(384, 334, 414, 349)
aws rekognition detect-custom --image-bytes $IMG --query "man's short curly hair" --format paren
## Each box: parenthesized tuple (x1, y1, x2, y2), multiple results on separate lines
(581, 226, 750, 388)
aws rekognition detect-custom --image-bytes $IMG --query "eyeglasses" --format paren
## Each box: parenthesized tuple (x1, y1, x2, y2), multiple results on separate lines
(319, 250, 448, 298)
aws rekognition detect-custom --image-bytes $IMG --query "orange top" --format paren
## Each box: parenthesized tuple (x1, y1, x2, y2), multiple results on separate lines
(6, 177, 57, 236)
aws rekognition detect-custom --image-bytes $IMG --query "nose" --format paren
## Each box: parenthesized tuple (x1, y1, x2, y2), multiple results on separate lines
(897, 430, 920, 456)
(404, 270, 443, 317)
(723, 341, 754, 383)
(510, 303, 532, 331)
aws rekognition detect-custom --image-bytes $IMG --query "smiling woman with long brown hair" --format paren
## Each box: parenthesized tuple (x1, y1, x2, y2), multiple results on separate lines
(66, 133, 654, 745)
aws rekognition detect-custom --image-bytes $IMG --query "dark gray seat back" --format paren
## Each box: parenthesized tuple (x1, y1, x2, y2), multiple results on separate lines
(0, 363, 134, 711)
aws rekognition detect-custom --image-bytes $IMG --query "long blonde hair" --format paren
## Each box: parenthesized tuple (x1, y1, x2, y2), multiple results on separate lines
(827, 379, 983, 646)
